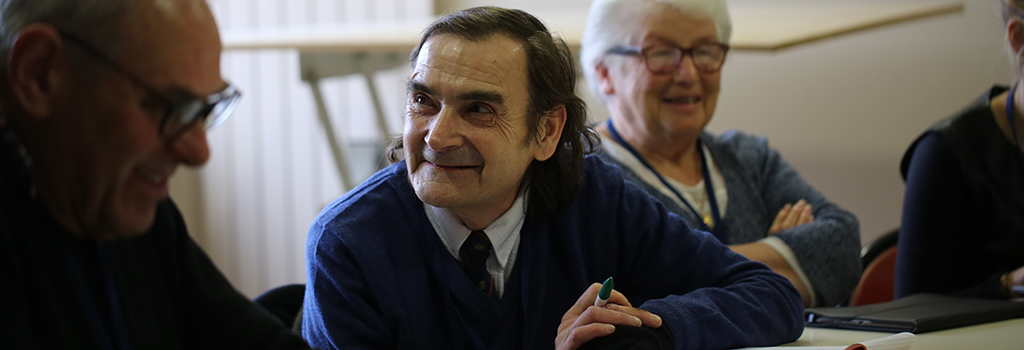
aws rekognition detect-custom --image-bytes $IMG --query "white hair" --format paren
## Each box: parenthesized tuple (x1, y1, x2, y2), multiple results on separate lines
(579, 0, 732, 102)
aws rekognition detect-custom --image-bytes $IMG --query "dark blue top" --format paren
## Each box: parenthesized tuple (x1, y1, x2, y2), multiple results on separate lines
(303, 156, 804, 350)
(897, 86, 1024, 299)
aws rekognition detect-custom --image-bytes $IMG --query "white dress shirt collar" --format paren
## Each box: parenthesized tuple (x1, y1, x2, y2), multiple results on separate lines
(425, 189, 526, 271)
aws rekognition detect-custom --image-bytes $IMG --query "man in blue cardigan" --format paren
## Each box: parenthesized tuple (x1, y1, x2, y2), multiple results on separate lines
(303, 6, 804, 350)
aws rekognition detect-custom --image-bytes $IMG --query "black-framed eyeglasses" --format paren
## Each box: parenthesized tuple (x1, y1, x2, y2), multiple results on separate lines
(58, 30, 241, 139)
(606, 42, 730, 74)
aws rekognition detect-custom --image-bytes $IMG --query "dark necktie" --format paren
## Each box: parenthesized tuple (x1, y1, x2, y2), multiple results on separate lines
(460, 230, 497, 300)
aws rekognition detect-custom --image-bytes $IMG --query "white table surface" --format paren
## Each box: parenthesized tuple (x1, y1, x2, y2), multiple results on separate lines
(777, 318, 1024, 349)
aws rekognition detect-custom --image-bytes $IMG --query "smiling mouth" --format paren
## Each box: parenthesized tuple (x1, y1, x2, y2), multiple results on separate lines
(135, 168, 168, 185)
(664, 96, 701, 104)
(427, 162, 479, 170)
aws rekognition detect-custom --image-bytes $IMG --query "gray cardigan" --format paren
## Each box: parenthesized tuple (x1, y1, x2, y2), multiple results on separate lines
(597, 129, 861, 307)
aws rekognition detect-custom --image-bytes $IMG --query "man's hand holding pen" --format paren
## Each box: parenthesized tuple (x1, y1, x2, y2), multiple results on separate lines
(555, 279, 664, 350)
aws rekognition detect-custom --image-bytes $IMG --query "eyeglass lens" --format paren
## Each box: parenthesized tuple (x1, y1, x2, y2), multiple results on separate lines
(162, 87, 241, 136)
(59, 30, 242, 138)
(646, 44, 726, 73)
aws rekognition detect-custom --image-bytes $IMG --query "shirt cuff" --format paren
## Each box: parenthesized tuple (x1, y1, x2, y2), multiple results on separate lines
(761, 236, 817, 306)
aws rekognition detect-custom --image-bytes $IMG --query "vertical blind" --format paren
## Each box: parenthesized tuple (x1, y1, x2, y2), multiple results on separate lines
(200, 0, 428, 297)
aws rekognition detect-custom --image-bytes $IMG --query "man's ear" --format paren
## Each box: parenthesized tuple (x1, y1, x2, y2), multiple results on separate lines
(533, 105, 567, 162)
(7, 24, 64, 119)
(1011, 19, 1024, 58)
(595, 61, 615, 95)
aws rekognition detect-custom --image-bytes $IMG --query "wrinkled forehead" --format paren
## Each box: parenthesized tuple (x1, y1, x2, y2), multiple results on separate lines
(410, 33, 527, 94)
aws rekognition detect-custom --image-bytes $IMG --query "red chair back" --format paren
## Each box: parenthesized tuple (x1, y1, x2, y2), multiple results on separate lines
(850, 245, 898, 306)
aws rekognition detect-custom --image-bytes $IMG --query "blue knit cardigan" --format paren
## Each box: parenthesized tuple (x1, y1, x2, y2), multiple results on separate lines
(597, 130, 861, 307)
(303, 156, 804, 350)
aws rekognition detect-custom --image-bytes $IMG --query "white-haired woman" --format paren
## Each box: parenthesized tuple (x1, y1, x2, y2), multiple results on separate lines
(896, 0, 1024, 301)
(580, 0, 861, 307)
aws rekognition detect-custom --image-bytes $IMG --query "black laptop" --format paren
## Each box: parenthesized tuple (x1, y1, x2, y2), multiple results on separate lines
(805, 293, 1024, 333)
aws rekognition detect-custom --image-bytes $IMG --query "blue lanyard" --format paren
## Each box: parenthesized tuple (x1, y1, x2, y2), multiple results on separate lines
(57, 231, 132, 350)
(605, 119, 722, 235)
(1005, 85, 1024, 181)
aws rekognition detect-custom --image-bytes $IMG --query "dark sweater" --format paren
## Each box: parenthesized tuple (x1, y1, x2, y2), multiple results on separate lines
(897, 86, 1024, 299)
(0, 127, 309, 349)
(303, 156, 804, 350)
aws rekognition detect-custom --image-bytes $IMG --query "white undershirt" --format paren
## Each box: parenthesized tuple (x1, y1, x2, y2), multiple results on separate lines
(599, 133, 729, 223)
(425, 190, 525, 298)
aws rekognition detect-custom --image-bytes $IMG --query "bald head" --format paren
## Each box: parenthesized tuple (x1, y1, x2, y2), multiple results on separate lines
(115, 0, 221, 77)
(120, 0, 218, 47)
(0, 0, 214, 66)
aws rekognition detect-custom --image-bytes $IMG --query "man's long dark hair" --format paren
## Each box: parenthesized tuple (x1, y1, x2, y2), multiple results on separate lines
(389, 6, 598, 220)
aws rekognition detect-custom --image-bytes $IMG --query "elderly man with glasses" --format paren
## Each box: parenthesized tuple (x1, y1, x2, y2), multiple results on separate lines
(0, 0, 308, 348)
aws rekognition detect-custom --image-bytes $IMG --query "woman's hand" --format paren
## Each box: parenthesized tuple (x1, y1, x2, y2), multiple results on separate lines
(555, 283, 663, 350)
(768, 199, 814, 235)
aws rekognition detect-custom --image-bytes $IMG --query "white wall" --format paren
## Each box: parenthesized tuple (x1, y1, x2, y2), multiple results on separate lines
(169, 0, 1012, 297)
(438, 0, 1012, 243)
(436, 0, 592, 14)
(709, 0, 1009, 243)
(170, 0, 429, 298)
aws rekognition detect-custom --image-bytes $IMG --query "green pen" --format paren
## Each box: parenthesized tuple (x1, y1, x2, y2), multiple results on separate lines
(593, 277, 614, 307)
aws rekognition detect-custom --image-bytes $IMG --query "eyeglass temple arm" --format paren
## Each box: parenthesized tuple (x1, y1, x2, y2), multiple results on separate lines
(606, 45, 642, 55)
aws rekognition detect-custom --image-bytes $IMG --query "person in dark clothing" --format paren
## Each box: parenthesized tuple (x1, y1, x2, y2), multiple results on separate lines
(897, 86, 1024, 300)
(302, 6, 804, 350)
(0, 0, 310, 348)
(895, 0, 1024, 301)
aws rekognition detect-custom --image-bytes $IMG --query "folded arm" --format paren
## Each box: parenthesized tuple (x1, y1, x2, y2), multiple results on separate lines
(747, 139, 861, 307)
